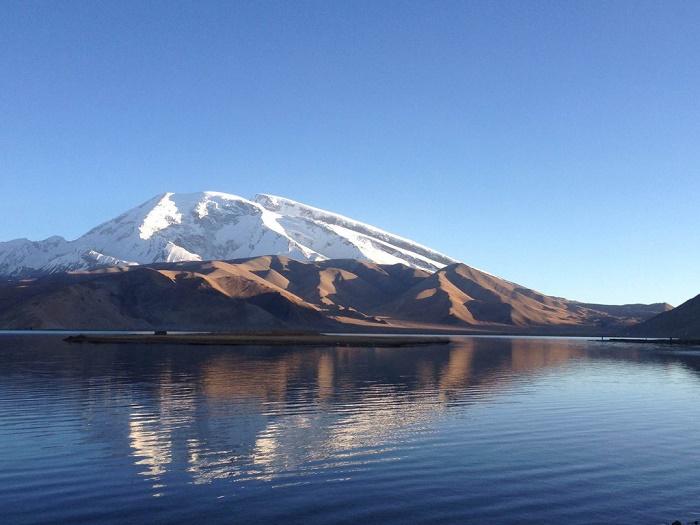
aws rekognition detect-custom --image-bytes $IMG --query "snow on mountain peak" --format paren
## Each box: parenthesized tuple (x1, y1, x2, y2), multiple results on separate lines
(254, 193, 457, 267)
(139, 193, 182, 239)
(0, 191, 458, 277)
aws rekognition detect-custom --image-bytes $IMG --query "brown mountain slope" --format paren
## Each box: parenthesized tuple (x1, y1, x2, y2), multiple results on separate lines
(0, 256, 669, 332)
(381, 263, 657, 329)
(254, 257, 428, 312)
(574, 302, 673, 322)
(157, 256, 424, 323)
(0, 262, 334, 331)
(628, 294, 700, 338)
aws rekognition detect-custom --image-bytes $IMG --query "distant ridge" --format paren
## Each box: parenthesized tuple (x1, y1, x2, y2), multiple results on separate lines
(0, 256, 670, 332)
(628, 293, 700, 338)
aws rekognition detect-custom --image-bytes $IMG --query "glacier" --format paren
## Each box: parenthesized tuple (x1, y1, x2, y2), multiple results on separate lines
(0, 191, 458, 277)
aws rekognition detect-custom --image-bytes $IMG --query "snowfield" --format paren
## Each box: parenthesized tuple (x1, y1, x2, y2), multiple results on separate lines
(0, 191, 458, 277)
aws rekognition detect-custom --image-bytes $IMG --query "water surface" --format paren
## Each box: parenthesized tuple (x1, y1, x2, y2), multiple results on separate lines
(1, 335, 699, 524)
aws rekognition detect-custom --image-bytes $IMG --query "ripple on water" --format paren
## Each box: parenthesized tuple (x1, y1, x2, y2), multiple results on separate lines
(2, 335, 700, 524)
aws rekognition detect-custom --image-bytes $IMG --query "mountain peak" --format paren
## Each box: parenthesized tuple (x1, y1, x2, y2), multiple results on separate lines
(0, 190, 454, 277)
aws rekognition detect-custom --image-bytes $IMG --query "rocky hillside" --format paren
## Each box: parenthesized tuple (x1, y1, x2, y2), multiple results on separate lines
(628, 293, 700, 338)
(0, 256, 670, 333)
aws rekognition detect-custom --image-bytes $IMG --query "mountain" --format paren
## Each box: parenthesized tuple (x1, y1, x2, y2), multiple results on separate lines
(0, 191, 456, 277)
(0, 256, 670, 332)
(381, 263, 671, 328)
(572, 302, 672, 322)
(0, 190, 672, 333)
(628, 293, 700, 338)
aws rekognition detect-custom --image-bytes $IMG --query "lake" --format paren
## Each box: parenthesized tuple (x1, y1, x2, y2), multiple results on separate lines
(1, 335, 699, 524)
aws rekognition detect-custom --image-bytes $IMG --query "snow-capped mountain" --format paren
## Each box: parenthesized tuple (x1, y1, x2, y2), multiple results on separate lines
(0, 191, 457, 277)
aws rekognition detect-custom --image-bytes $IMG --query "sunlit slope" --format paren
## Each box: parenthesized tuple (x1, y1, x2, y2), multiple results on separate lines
(0, 191, 456, 277)
(0, 256, 669, 332)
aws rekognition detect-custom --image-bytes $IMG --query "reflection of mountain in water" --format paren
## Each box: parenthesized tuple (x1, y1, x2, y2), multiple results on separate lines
(127, 374, 198, 494)
(116, 338, 592, 489)
(5, 335, 699, 495)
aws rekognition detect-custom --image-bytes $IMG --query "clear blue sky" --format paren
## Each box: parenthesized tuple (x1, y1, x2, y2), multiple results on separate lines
(1, 0, 698, 306)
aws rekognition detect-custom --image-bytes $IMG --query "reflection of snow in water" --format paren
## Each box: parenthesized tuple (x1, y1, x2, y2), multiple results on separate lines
(127, 341, 586, 488)
(7, 335, 699, 525)
(242, 387, 446, 483)
(186, 437, 244, 485)
(187, 349, 481, 484)
(129, 416, 172, 479)
(127, 376, 196, 495)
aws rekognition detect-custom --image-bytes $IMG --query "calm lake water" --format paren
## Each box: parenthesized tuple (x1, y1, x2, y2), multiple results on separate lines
(1, 335, 700, 524)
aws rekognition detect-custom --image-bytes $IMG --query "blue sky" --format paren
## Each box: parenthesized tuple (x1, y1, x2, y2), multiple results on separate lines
(1, 0, 698, 306)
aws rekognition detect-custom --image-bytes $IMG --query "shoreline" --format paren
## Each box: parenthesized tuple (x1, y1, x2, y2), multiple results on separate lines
(1, 325, 647, 338)
(605, 337, 700, 347)
(64, 332, 452, 347)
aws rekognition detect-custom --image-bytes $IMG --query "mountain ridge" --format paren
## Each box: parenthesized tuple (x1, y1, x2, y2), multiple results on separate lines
(0, 256, 669, 333)
(0, 191, 458, 277)
(628, 293, 700, 338)
(0, 191, 673, 328)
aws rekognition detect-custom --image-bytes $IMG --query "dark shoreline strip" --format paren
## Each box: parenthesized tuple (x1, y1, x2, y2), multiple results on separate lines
(606, 338, 700, 347)
(64, 334, 451, 347)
